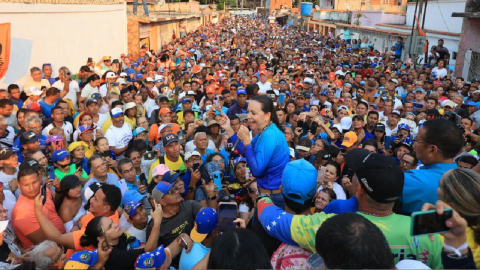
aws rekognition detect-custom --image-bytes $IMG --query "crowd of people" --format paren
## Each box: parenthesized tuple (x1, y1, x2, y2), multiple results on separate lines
(0, 13, 479, 269)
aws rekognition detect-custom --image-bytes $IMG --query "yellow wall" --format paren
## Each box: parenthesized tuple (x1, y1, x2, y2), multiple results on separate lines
(336, 0, 407, 14)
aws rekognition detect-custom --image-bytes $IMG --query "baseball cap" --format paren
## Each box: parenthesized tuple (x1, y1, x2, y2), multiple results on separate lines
(398, 123, 410, 132)
(19, 158, 40, 171)
(145, 77, 154, 83)
(352, 114, 364, 122)
(442, 100, 457, 108)
(52, 150, 69, 163)
(133, 127, 147, 137)
(340, 117, 352, 131)
(342, 131, 358, 148)
(79, 125, 94, 134)
(121, 190, 147, 206)
(391, 110, 401, 116)
(346, 148, 404, 203)
(282, 159, 317, 204)
(190, 208, 219, 243)
(20, 131, 38, 145)
(331, 124, 343, 133)
(162, 171, 181, 183)
(64, 250, 99, 270)
(415, 88, 426, 94)
(159, 108, 172, 114)
(185, 151, 201, 162)
(233, 157, 246, 168)
(85, 98, 99, 106)
(105, 71, 116, 79)
(182, 98, 192, 104)
(296, 137, 312, 152)
(135, 73, 143, 80)
(68, 141, 88, 153)
(124, 102, 136, 111)
(374, 123, 386, 132)
(25, 86, 43, 96)
(337, 105, 349, 112)
(0, 148, 14, 160)
(465, 100, 477, 106)
(237, 88, 247, 95)
(123, 201, 144, 219)
(158, 123, 173, 134)
(110, 107, 124, 118)
(152, 164, 170, 178)
(289, 147, 295, 158)
(162, 133, 179, 147)
(152, 181, 175, 202)
(135, 245, 167, 270)
(315, 150, 331, 160)
(83, 182, 104, 201)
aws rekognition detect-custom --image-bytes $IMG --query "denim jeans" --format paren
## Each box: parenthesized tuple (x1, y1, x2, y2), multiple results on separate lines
(133, 0, 149, 16)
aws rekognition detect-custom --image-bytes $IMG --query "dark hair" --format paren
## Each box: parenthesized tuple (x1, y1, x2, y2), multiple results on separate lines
(50, 106, 63, 116)
(130, 139, 147, 152)
(86, 74, 101, 84)
(362, 139, 378, 151)
(7, 84, 19, 93)
(111, 100, 124, 108)
(403, 153, 419, 166)
(229, 115, 240, 122)
(0, 99, 13, 108)
(87, 154, 104, 171)
(284, 195, 311, 214)
(319, 188, 337, 201)
(125, 149, 140, 160)
(117, 158, 133, 173)
(221, 89, 230, 96)
(367, 110, 379, 117)
(251, 95, 283, 132)
(18, 167, 39, 183)
(206, 152, 224, 163)
(79, 216, 104, 248)
(422, 119, 463, 159)
(100, 184, 122, 212)
(93, 137, 107, 147)
(208, 229, 272, 269)
(315, 213, 394, 269)
(457, 155, 478, 167)
(45, 87, 59, 97)
(325, 161, 341, 178)
(80, 65, 90, 73)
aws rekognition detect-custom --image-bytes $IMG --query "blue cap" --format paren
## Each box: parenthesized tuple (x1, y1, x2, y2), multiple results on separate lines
(152, 181, 175, 201)
(64, 250, 98, 270)
(91, 93, 101, 100)
(133, 127, 147, 137)
(466, 101, 477, 106)
(135, 72, 143, 80)
(126, 68, 135, 74)
(110, 107, 124, 118)
(123, 201, 143, 219)
(344, 83, 352, 87)
(79, 125, 94, 134)
(237, 88, 247, 96)
(360, 81, 365, 86)
(415, 88, 426, 94)
(398, 123, 410, 132)
(282, 159, 317, 204)
(182, 98, 192, 104)
(190, 208, 219, 242)
(233, 157, 246, 168)
(162, 171, 180, 183)
(285, 91, 291, 96)
(135, 245, 167, 269)
(132, 62, 139, 68)
(52, 150, 70, 163)
(320, 90, 328, 96)
(121, 190, 146, 206)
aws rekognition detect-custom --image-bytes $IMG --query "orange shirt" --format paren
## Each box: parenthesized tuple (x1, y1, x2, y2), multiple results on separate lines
(12, 189, 66, 249)
(148, 123, 181, 145)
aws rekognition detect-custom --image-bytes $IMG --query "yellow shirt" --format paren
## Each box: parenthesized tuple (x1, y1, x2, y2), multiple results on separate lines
(23, 79, 51, 91)
(467, 227, 480, 268)
(148, 155, 186, 181)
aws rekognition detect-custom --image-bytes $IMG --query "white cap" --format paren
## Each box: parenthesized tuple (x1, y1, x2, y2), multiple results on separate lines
(391, 110, 401, 116)
(105, 71, 116, 78)
(331, 124, 343, 133)
(288, 65, 295, 69)
(303, 78, 315, 84)
(119, 72, 127, 77)
(442, 99, 457, 108)
(396, 259, 430, 269)
(26, 86, 43, 96)
(158, 123, 173, 134)
(473, 90, 480, 95)
(289, 147, 295, 158)
(185, 151, 201, 162)
(187, 90, 196, 96)
(117, 78, 127, 85)
(340, 117, 352, 131)
(124, 102, 136, 111)
(154, 75, 164, 82)
(146, 77, 154, 82)
(337, 105, 349, 112)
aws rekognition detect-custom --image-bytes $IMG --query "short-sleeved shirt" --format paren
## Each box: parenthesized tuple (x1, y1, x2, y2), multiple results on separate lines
(12, 189, 66, 249)
(39, 97, 59, 118)
(72, 211, 120, 251)
(104, 123, 133, 152)
(179, 242, 210, 270)
(54, 164, 89, 181)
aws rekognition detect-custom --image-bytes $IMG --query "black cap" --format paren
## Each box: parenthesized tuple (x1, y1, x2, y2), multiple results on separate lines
(374, 123, 386, 132)
(352, 114, 364, 121)
(0, 148, 15, 160)
(346, 148, 404, 203)
(183, 109, 195, 117)
(395, 142, 413, 152)
(20, 131, 39, 145)
(326, 145, 341, 157)
(162, 133, 179, 147)
(426, 109, 440, 117)
(296, 138, 312, 151)
(315, 150, 331, 160)
(19, 158, 41, 171)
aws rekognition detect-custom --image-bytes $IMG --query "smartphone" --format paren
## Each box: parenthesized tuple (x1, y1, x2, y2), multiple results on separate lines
(75, 160, 83, 171)
(414, 103, 424, 109)
(148, 195, 156, 212)
(384, 136, 392, 150)
(181, 237, 188, 250)
(139, 173, 148, 187)
(213, 171, 223, 191)
(101, 151, 111, 158)
(279, 93, 286, 105)
(100, 225, 112, 249)
(199, 164, 211, 184)
(308, 253, 325, 269)
(218, 202, 238, 233)
(41, 183, 47, 205)
(317, 166, 327, 185)
(144, 152, 156, 160)
(205, 161, 221, 179)
(297, 120, 304, 128)
(245, 166, 252, 181)
(310, 121, 318, 135)
(48, 166, 55, 180)
(411, 209, 453, 236)
(110, 82, 118, 86)
(214, 96, 220, 106)
(192, 162, 200, 171)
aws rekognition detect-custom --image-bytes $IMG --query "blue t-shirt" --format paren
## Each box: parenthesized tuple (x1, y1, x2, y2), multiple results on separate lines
(196, 148, 216, 164)
(323, 196, 359, 214)
(39, 97, 59, 118)
(344, 29, 351, 40)
(400, 162, 458, 215)
(394, 42, 403, 56)
(82, 173, 120, 202)
(179, 242, 210, 270)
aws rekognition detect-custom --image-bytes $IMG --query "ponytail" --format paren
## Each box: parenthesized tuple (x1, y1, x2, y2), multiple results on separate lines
(79, 216, 104, 248)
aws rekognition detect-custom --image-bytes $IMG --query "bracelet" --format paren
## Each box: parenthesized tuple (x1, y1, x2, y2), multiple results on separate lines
(444, 242, 468, 257)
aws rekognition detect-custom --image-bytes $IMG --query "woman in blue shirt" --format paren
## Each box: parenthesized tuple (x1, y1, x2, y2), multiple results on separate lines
(219, 95, 289, 209)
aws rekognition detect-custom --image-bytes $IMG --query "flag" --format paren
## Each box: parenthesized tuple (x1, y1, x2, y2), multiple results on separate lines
(0, 23, 11, 80)
(414, 14, 426, 37)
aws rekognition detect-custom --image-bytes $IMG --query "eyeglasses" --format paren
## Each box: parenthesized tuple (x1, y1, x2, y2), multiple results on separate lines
(222, 194, 236, 201)
(412, 138, 442, 153)
(214, 159, 225, 164)
(54, 245, 65, 263)
(401, 159, 414, 166)
(166, 186, 179, 195)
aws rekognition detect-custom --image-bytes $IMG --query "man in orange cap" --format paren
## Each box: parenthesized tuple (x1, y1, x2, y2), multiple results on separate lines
(148, 107, 181, 146)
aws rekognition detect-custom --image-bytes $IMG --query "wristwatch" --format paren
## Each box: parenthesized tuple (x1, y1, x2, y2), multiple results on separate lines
(188, 186, 195, 192)
(209, 195, 218, 201)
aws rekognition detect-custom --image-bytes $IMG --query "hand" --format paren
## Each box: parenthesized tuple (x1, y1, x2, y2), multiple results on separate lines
(202, 179, 216, 198)
(237, 125, 250, 144)
(356, 129, 365, 143)
(234, 218, 246, 228)
(322, 181, 333, 189)
(97, 238, 113, 261)
(179, 233, 193, 254)
(307, 131, 315, 140)
(421, 201, 467, 245)
(53, 177, 61, 190)
(190, 169, 201, 185)
(74, 168, 83, 178)
(294, 127, 303, 137)
(341, 176, 353, 194)
(217, 114, 230, 130)
(8, 178, 18, 192)
(151, 201, 163, 224)
(33, 193, 44, 214)
(138, 184, 147, 195)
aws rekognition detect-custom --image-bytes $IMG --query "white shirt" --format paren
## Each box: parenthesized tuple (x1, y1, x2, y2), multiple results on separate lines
(3, 190, 16, 220)
(42, 121, 74, 141)
(52, 80, 80, 110)
(80, 83, 99, 98)
(0, 126, 15, 148)
(382, 120, 399, 137)
(318, 182, 346, 200)
(257, 81, 272, 94)
(105, 123, 133, 151)
(99, 84, 120, 98)
(0, 168, 18, 192)
(126, 216, 151, 243)
(432, 67, 448, 79)
(143, 98, 156, 117)
(95, 113, 109, 129)
(185, 139, 216, 153)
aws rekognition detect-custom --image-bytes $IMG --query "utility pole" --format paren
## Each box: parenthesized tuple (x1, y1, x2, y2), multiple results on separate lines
(411, 0, 425, 70)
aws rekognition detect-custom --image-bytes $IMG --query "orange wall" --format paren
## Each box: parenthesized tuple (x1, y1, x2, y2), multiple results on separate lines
(270, 0, 292, 10)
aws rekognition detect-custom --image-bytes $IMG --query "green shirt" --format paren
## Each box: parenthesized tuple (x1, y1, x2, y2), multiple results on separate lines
(54, 164, 88, 181)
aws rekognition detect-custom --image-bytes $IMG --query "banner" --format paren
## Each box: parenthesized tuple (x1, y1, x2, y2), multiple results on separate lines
(0, 23, 11, 80)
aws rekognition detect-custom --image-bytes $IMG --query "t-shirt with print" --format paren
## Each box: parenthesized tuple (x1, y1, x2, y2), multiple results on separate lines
(146, 200, 202, 247)
(105, 123, 132, 157)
